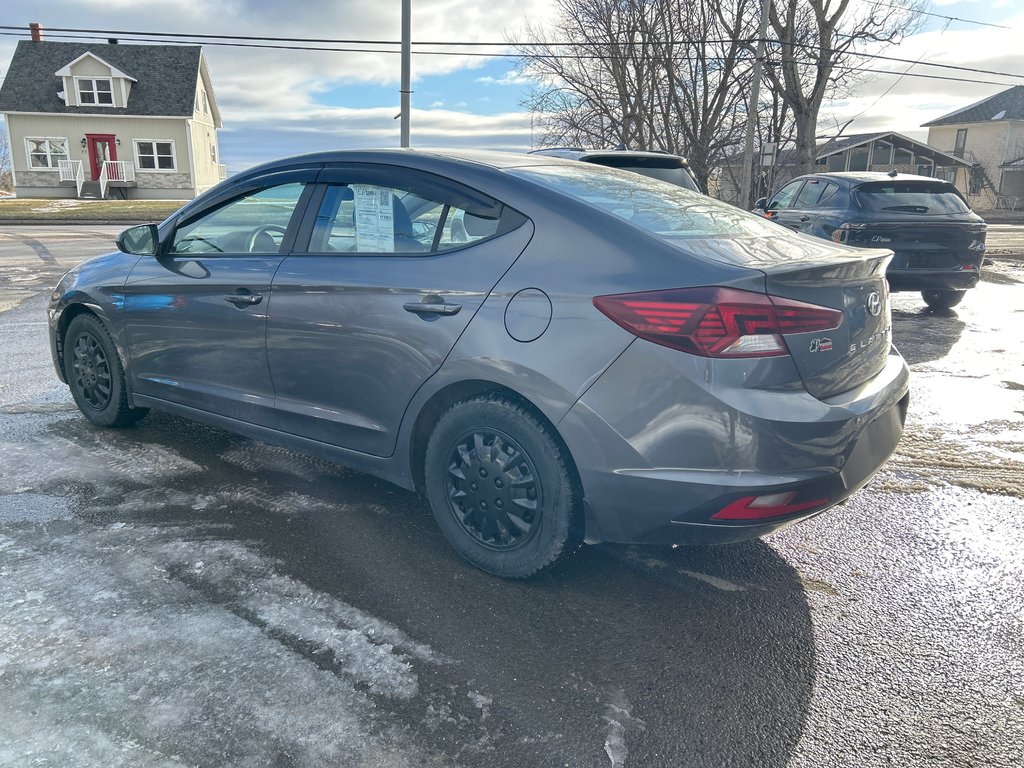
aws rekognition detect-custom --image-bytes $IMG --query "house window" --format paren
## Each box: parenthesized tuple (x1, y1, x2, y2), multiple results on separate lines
(77, 78, 114, 105)
(135, 140, 176, 171)
(210, 144, 217, 163)
(954, 129, 968, 159)
(26, 138, 69, 168)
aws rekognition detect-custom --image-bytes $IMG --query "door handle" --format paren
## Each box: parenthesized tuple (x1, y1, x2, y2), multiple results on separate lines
(799, 216, 811, 222)
(224, 291, 263, 307)
(403, 301, 462, 316)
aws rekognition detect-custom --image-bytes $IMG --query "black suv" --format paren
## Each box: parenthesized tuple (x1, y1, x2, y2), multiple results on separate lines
(755, 172, 987, 309)
(528, 148, 701, 193)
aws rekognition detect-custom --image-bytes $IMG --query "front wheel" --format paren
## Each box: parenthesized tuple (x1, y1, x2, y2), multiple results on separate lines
(63, 314, 148, 427)
(423, 396, 581, 578)
(921, 289, 965, 310)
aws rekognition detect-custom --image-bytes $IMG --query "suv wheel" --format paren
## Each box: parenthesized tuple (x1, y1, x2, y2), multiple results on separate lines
(921, 289, 965, 310)
(63, 314, 148, 427)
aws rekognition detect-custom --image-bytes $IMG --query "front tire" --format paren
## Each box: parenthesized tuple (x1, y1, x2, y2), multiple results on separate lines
(63, 314, 148, 427)
(424, 395, 580, 578)
(921, 289, 965, 310)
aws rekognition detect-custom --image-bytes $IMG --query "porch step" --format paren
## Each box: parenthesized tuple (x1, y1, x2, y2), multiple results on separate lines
(79, 181, 101, 200)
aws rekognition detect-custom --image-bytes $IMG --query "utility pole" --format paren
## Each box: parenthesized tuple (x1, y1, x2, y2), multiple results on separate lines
(400, 0, 411, 147)
(740, 0, 772, 206)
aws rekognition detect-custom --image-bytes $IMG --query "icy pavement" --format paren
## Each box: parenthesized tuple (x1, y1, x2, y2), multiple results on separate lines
(0, 524, 432, 767)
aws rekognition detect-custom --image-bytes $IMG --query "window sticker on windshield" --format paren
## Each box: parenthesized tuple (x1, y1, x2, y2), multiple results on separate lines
(352, 185, 395, 252)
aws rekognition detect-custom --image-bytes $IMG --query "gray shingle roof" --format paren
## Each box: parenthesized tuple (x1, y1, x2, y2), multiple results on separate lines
(922, 85, 1024, 127)
(0, 40, 201, 117)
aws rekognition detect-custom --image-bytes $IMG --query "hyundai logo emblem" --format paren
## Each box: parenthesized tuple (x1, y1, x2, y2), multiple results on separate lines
(866, 291, 882, 317)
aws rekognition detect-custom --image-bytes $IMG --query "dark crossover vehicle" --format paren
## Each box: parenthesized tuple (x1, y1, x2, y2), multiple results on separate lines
(755, 172, 987, 310)
(50, 149, 909, 578)
(529, 148, 702, 192)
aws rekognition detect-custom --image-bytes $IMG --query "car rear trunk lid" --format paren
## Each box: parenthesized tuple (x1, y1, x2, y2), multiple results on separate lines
(762, 248, 892, 400)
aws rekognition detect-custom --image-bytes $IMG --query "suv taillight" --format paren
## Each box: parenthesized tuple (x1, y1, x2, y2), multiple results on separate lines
(593, 287, 842, 359)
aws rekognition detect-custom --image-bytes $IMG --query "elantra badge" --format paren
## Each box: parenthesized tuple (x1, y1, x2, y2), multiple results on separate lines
(866, 291, 882, 317)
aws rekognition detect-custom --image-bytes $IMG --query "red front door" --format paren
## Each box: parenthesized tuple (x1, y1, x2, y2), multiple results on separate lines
(86, 134, 117, 180)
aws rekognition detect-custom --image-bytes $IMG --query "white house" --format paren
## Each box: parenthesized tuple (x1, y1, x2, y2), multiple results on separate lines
(0, 27, 226, 199)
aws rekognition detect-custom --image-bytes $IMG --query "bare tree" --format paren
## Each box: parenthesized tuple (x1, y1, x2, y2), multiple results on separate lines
(0, 120, 12, 193)
(513, 0, 757, 190)
(754, 0, 924, 174)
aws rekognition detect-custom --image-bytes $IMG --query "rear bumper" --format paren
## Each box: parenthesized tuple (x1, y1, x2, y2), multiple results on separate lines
(887, 268, 980, 292)
(558, 344, 910, 545)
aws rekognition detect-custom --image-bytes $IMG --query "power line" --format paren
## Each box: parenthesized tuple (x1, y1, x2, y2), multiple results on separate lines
(0, 30, 753, 62)
(1, 25, 1021, 85)
(872, 2, 1012, 30)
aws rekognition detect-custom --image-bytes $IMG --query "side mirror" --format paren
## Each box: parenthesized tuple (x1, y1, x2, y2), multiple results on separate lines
(116, 224, 159, 256)
(754, 197, 768, 210)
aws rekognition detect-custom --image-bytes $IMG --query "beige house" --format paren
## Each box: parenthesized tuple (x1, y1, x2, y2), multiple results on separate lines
(923, 85, 1024, 211)
(0, 31, 225, 199)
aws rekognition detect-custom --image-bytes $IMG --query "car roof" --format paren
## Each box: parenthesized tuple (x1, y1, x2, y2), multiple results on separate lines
(529, 148, 691, 165)
(794, 171, 950, 185)
(229, 148, 576, 184)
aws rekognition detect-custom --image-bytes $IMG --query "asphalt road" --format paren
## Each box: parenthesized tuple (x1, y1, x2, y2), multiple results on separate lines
(1, 226, 1022, 768)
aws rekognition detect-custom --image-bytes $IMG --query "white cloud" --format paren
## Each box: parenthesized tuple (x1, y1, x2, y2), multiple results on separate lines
(476, 70, 534, 86)
(820, 11, 1024, 137)
(219, 106, 532, 171)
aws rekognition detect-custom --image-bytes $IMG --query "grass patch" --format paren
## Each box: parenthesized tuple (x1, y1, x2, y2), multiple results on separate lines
(0, 198, 185, 222)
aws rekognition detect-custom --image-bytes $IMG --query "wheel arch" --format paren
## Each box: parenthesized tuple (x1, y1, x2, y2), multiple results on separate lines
(408, 379, 584, 508)
(55, 303, 105, 376)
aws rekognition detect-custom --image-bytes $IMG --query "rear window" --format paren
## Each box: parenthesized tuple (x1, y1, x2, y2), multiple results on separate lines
(508, 164, 783, 242)
(854, 181, 970, 214)
(582, 156, 700, 192)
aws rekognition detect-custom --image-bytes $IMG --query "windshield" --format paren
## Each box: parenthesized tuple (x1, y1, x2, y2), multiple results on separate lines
(582, 156, 700, 192)
(509, 164, 781, 240)
(854, 181, 970, 214)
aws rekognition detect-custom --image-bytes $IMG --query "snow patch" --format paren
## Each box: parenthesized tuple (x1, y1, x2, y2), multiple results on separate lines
(0, 522, 433, 766)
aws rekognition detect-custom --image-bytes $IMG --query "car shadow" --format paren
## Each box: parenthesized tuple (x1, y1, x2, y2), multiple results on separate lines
(891, 304, 966, 365)
(55, 412, 817, 768)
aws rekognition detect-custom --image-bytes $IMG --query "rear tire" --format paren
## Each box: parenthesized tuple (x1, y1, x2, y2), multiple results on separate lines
(424, 395, 580, 578)
(63, 314, 148, 428)
(921, 289, 965, 310)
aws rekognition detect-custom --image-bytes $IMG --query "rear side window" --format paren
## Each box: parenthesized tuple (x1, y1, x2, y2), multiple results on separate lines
(854, 181, 970, 214)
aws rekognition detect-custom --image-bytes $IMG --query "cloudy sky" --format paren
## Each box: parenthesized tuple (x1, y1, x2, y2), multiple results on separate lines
(0, 0, 1021, 172)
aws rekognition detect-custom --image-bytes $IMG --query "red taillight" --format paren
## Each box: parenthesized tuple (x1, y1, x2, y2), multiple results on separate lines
(593, 287, 842, 358)
(711, 492, 830, 521)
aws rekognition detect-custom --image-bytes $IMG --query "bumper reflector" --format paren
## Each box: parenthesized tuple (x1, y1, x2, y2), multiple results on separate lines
(711, 492, 830, 521)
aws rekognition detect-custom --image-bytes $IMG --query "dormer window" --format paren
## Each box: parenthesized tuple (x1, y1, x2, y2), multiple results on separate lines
(77, 78, 114, 105)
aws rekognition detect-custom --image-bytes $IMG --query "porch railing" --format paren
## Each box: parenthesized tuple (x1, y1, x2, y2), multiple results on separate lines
(58, 159, 85, 197)
(99, 161, 136, 198)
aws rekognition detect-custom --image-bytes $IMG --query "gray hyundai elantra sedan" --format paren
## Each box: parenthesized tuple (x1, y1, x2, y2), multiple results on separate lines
(49, 149, 909, 578)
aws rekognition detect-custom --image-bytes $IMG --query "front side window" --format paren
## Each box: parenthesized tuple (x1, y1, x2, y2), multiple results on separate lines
(794, 179, 840, 208)
(77, 78, 113, 105)
(171, 183, 306, 254)
(26, 138, 68, 168)
(308, 183, 507, 255)
(768, 180, 804, 210)
(135, 141, 176, 171)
